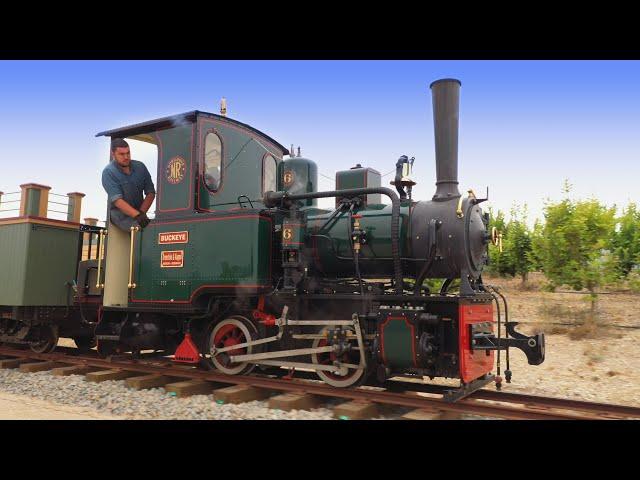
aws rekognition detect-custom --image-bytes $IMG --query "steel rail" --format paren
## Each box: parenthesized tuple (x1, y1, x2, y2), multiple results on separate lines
(383, 379, 640, 418)
(1, 346, 638, 420)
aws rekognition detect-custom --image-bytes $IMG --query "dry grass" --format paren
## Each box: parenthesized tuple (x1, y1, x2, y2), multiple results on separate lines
(583, 345, 606, 365)
(537, 302, 591, 322)
(569, 322, 602, 340)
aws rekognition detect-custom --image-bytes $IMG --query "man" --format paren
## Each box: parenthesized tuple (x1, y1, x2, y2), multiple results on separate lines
(101, 138, 155, 231)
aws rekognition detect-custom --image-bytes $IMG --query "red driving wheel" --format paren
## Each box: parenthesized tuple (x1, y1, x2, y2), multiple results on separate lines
(316, 339, 360, 382)
(312, 331, 366, 387)
(208, 316, 257, 375)
(213, 323, 247, 356)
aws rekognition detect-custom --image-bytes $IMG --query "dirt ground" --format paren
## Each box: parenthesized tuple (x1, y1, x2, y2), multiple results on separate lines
(481, 272, 640, 406)
(0, 391, 119, 420)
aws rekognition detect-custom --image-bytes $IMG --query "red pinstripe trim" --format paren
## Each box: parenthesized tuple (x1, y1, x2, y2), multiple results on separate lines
(150, 214, 267, 226)
(379, 315, 417, 368)
(197, 119, 282, 213)
(157, 123, 195, 213)
(197, 122, 226, 211)
(130, 284, 271, 304)
(130, 215, 273, 303)
(199, 117, 283, 154)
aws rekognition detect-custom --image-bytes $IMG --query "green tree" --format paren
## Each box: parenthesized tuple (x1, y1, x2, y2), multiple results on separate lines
(529, 219, 545, 272)
(486, 205, 533, 284)
(610, 202, 640, 277)
(505, 205, 533, 284)
(532, 183, 617, 315)
(487, 208, 511, 276)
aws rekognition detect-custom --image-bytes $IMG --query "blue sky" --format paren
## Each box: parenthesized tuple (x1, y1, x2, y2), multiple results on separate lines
(0, 60, 638, 224)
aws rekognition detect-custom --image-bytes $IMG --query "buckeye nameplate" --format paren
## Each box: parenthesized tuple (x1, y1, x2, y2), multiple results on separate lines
(158, 231, 189, 244)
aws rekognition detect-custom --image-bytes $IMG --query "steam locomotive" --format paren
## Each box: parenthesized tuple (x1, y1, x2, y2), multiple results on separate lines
(0, 78, 545, 401)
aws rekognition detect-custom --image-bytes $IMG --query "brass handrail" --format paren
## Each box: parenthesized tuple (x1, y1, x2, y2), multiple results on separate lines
(95, 229, 107, 289)
(456, 196, 464, 218)
(128, 226, 140, 289)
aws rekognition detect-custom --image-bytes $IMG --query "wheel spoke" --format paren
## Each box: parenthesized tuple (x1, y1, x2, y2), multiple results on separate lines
(209, 316, 257, 376)
(312, 327, 366, 387)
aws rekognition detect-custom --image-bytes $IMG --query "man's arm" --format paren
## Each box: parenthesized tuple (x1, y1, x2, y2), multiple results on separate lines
(113, 198, 142, 218)
(139, 163, 156, 214)
(139, 193, 155, 214)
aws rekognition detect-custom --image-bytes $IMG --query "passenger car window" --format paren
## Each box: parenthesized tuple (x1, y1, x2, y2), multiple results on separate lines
(204, 132, 222, 192)
(263, 154, 277, 193)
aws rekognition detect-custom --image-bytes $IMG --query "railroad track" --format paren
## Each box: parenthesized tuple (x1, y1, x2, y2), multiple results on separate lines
(0, 345, 638, 420)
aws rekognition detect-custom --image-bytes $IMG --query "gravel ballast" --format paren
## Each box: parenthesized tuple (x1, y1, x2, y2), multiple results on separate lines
(0, 369, 402, 420)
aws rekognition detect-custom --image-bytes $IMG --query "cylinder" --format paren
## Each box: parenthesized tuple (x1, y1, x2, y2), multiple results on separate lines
(430, 78, 461, 201)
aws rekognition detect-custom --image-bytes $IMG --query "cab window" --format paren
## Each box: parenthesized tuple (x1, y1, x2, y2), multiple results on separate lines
(262, 154, 277, 193)
(204, 132, 222, 192)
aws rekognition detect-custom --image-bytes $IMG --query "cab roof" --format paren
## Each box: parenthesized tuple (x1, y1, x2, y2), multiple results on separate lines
(95, 110, 289, 155)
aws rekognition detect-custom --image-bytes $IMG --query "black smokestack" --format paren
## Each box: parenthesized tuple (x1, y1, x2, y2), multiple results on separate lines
(430, 78, 461, 200)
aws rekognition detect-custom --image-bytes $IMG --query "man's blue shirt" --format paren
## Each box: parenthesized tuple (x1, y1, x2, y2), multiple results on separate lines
(101, 160, 155, 230)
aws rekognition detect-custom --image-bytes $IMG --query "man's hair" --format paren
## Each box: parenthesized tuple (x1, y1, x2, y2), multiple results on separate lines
(111, 138, 130, 152)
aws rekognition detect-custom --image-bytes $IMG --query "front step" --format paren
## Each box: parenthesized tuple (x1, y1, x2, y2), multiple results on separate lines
(442, 374, 494, 402)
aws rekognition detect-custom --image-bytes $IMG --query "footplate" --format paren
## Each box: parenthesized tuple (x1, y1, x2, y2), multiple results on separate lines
(443, 373, 495, 403)
(471, 322, 545, 365)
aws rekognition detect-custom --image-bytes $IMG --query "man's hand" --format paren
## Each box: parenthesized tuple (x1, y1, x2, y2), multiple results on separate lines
(135, 212, 150, 229)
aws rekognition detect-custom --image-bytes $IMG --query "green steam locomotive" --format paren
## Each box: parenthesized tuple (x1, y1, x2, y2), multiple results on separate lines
(0, 78, 544, 401)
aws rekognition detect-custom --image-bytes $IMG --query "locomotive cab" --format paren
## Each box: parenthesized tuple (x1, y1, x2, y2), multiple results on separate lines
(94, 111, 288, 348)
(96, 111, 288, 218)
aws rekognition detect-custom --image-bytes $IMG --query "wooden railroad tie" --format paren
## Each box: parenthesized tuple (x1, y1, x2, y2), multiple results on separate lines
(268, 392, 322, 411)
(0, 358, 39, 369)
(85, 369, 140, 383)
(213, 384, 272, 404)
(165, 380, 217, 398)
(51, 365, 102, 376)
(19, 361, 67, 373)
(401, 407, 462, 420)
(333, 400, 380, 420)
(126, 374, 180, 390)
